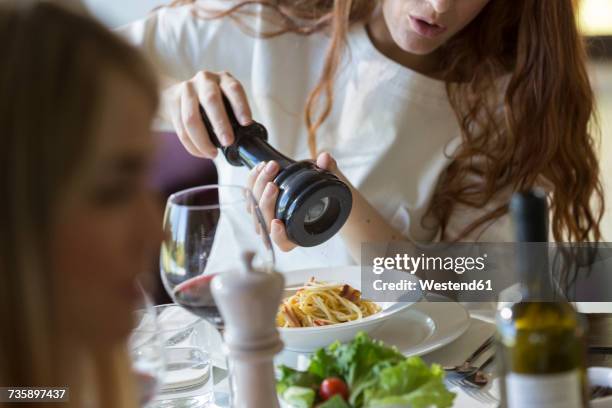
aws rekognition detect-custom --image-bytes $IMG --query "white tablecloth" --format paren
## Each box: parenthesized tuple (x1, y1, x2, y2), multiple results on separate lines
(422, 310, 499, 408)
(154, 308, 501, 407)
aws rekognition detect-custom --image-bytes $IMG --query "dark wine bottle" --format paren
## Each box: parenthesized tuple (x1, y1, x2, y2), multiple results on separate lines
(496, 189, 588, 408)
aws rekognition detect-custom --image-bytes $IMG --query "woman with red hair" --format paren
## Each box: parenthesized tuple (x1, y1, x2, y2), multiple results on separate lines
(121, 0, 604, 271)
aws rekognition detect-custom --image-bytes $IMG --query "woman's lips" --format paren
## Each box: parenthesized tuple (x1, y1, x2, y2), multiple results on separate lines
(409, 16, 447, 39)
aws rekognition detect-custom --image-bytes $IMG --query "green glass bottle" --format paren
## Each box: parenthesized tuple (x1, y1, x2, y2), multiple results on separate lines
(496, 189, 588, 408)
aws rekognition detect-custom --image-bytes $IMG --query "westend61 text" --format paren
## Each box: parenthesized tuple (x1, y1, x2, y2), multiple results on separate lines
(373, 279, 493, 292)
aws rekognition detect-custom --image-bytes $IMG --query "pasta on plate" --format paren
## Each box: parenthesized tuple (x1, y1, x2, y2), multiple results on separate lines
(276, 278, 381, 328)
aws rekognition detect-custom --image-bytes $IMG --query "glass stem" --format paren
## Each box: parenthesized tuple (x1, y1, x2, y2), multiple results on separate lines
(217, 328, 235, 407)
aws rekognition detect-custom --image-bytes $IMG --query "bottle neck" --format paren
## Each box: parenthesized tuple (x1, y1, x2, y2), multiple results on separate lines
(517, 242, 555, 301)
(511, 191, 556, 302)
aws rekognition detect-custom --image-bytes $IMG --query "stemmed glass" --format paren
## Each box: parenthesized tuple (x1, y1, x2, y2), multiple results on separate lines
(160, 185, 275, 407)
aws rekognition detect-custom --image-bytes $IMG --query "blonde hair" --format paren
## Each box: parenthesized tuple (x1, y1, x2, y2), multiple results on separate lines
(0, 2, 158, 406)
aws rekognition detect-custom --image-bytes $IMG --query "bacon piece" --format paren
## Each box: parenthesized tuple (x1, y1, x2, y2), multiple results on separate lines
(282, 304, 301, 327)
(313, 319, 331, 326)
(339, 284, 361, 303)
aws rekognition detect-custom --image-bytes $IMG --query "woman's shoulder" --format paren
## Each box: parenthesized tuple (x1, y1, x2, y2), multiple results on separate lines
(117, 1, 258, 79)
(118, 1, 327, 81)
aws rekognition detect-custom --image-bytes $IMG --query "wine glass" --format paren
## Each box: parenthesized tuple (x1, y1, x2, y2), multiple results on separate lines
(160, 185, 275, 407)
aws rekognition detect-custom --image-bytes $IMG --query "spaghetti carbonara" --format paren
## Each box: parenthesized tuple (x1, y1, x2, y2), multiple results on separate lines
(276, 278, 381, 328)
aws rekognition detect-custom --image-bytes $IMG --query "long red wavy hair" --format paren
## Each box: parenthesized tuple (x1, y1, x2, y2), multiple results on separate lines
(169, 0, 604, 242)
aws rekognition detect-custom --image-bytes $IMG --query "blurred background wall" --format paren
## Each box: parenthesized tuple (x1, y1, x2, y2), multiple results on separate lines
(82, 0, 165, 27)
(83, 0, 612, 240)
(591, 62, 612, 239)
(581, 0, 612, 238)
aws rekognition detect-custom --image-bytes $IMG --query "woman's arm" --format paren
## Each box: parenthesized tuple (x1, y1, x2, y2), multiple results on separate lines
(319, 153, 406, 260)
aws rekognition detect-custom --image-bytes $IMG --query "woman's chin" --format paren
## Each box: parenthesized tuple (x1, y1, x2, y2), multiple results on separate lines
(398, 37, 442, 56)
(389, 28, 442, 55)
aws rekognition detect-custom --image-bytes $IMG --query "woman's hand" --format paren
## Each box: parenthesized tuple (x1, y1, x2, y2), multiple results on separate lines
(163, 70, 253, 158)
(247, 152, 343, 252)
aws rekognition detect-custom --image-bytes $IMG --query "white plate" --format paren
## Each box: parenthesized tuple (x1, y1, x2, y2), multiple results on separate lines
(276, 295, 470, 368)
(370, 295, 470, 356)
(278, 266, 422, 352)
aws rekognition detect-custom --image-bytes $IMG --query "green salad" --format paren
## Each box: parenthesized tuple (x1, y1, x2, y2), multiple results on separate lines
(277, 332, 455, 408)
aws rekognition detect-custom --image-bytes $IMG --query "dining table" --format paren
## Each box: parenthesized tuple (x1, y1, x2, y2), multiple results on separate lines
(154, 303, 503, 408)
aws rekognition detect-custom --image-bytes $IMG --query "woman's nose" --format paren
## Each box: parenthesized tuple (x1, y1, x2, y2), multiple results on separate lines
(429, 0, 452, 14)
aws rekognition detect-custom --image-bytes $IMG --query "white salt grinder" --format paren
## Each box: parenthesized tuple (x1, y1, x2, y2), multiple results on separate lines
(211, 253, 284, 408)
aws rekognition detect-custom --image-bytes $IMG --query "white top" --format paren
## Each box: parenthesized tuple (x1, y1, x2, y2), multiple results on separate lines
(119, 2, 513, 273)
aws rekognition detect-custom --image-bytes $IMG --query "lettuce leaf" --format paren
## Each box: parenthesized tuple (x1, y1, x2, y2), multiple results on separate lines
(282, 386, 316, 408)
(316, 332, 405, 406)
(363, 357, 455, 408)
(308, 345, 342, 380)
(277, 365, 320, 395)
(318, 394, 352, 408)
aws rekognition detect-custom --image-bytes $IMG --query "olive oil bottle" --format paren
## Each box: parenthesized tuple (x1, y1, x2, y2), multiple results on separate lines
(497, 190, 588, 408)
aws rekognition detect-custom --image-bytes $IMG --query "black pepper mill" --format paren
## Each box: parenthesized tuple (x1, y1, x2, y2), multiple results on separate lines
(199, 96, 352, 247)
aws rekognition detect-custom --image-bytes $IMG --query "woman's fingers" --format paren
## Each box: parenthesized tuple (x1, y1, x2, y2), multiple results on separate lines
(271, 219, 297, 252)
(246, 162, 266, 214)
(171, 69, 252, 158)
(259, 182, 278, 227)
(258, 185, 296, 251)
(180, 82, 218, 158)
(170, 94, 204, 158)
(250, 168, 296, 252)
(251, 162, 278, 235)
(219, 71, 252, 126)
(316, 151, 338, 172)
(194, 71, 234, 146)
(247, 162, 266, 191)
(252, 161, 279, 199)
(317, 151, 351, 185)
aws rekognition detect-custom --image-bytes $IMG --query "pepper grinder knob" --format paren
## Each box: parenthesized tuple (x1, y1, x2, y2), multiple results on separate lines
(211, 253, 284, 408)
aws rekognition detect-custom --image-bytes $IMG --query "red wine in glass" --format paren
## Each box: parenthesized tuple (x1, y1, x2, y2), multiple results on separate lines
(173, 274, 224, 331)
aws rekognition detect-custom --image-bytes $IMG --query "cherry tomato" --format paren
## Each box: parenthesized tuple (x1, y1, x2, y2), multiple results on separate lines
(319, 377, 349, 401)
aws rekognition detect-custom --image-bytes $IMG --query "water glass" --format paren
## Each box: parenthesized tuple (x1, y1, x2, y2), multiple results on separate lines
(131, 304, 214, 407)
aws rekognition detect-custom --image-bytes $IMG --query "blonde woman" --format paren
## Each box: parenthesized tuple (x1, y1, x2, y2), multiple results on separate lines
(0, 3, 162, 407)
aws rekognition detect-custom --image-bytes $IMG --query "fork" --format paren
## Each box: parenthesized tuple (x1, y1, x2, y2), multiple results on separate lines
(444, 335, 495, 376)
(460, 354, 495, 388)
(461, 384, 499, 405)
(448, 354, 498, 404)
